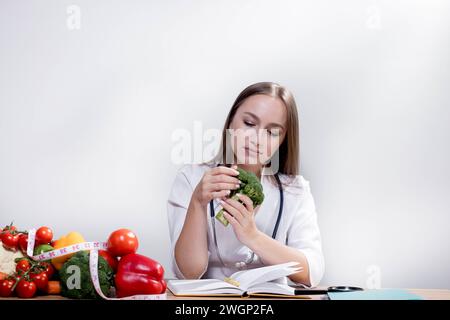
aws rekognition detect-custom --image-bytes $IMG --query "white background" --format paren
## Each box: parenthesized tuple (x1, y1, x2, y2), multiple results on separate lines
(1, 0, 449, 289)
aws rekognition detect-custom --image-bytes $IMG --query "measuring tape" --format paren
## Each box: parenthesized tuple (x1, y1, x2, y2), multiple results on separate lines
(26, 229, 167, 300)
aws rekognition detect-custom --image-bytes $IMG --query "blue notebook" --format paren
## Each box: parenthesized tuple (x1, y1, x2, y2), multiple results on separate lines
(328, 289, 423, 300)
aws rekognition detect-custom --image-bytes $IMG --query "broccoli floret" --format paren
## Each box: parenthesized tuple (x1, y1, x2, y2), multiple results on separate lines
(59, 251, 114, 299)
(215, 167, 265, 226)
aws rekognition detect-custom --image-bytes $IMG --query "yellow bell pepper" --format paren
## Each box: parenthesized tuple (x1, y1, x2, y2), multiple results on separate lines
(51, 232, 85, 270)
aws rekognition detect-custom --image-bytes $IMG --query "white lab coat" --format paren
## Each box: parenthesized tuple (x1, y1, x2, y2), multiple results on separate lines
(167, 163, 325, 288)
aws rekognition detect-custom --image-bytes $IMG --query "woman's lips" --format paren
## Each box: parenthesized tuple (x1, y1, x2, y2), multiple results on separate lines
(243, 146, 261, 155)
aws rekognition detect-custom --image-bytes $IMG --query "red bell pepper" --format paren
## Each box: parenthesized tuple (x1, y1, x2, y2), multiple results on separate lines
(115, 253, 166, 297)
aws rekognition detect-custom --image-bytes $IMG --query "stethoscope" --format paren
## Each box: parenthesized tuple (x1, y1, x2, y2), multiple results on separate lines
(209, 165, 284, 271)
(293, 286, 364, 295)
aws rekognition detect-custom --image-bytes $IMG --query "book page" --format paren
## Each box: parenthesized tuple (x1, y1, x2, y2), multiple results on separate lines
(231, 262, 302, 290)
(167, 279, 243, 295)
(244, 265, 302, 289)
(247, 281, 296, 296)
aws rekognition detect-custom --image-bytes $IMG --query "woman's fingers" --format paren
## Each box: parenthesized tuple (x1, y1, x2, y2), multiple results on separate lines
(222, 211, 240, 228)
(224, 197, 249, 216)
(236, 194, 254, 212)
(210, 174, 240, 185)
(212, 189, 231, 199)
(203, 166, 242, 203)
(205, 169, 240, 194)
(208, 182, 240, 192)
(219, 199, 244, 222)
(211, 166, 239, 177)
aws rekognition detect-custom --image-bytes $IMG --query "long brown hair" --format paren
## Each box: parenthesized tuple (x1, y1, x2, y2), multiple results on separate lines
(210, 82, 300, 186)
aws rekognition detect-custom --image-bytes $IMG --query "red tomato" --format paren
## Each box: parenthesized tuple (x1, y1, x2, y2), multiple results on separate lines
(0, 279, 15, 297)
(99, 250, 118, 272)
(107, 229, 139, 257)
(1, 231, 19, 251)
(15, 279, 37, 298)
(35, 227, 53, 245)
(16, 259, 31, 274)
(18, 234, 29, 253)
(40, 262, 55, 279)
(2, 225, 16, 232)
(30, 271, 49, 291)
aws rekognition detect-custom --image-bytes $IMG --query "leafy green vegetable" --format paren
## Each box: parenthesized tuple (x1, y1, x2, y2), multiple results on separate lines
(59, 251, 113, 299)
(215, 167, 265, 226)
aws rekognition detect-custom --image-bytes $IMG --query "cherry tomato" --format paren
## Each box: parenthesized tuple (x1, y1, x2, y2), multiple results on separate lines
(30, 271, 48, 291)
(35, 227, 53, 245)
(107, 229, 139, 257)
(99, 250, 118, 272)
(1, 231, 19, 251)
(40, 262, 55, 280)
(18, 234, 29, 253)
(2, 225, 16, 232)
(15, 279, 37, 298)
(0, 279, 15, 297)
(16, 259, 31, 274)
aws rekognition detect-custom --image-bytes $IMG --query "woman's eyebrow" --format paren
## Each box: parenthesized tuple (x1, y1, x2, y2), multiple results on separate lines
(243, 111, 285, 130)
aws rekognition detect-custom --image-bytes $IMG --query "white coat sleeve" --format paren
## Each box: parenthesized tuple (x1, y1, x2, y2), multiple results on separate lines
(286, 179, 325, 288)
(167, 167, 209, 279)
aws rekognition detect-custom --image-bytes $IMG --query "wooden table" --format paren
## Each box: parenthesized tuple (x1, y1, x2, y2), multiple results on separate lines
(166, 288, 450, 300)
(1, 288, 449, 300)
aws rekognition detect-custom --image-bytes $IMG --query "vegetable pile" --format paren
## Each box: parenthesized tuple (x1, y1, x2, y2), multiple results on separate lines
(0, 223, 166, 299)
(0, 224, 58, 298)
(215, 167, 265, 226)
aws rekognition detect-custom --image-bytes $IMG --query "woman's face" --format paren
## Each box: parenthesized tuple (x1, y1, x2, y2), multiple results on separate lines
(229, 94, 287, 166)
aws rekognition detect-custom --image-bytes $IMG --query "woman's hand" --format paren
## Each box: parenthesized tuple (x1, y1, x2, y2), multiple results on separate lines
(219, 194, 262, 247)
(192, 165, 241, 207)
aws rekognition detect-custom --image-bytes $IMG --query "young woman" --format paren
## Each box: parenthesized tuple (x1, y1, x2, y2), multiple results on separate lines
(167, 82, 324, 287)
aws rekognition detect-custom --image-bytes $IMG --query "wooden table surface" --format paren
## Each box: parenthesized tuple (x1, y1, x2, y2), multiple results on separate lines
(165, 288, 450, 300)
(1, 288, 449, 300)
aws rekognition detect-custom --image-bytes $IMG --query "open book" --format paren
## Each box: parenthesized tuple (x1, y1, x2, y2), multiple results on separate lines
(168, 262, 307, 298)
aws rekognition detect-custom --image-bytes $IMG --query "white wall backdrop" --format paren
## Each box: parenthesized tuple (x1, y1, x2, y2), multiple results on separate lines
(1, 0, 449, 289)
